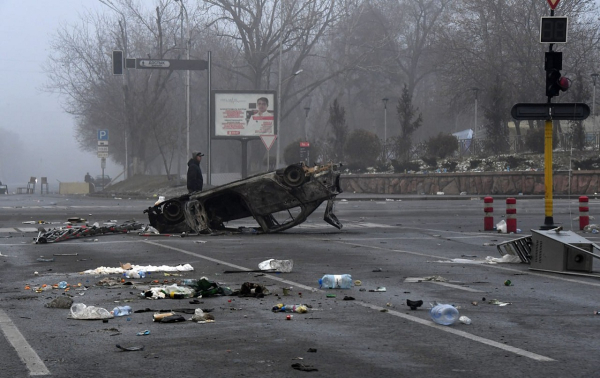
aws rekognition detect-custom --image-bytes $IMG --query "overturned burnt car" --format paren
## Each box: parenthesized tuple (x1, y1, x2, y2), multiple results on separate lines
(144, 162, 343, 234)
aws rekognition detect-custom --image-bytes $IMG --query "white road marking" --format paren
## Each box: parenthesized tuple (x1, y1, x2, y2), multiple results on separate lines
(0, 309, 50, 375)
(143, 240, 554, 362)
(354, 301, 554, 362)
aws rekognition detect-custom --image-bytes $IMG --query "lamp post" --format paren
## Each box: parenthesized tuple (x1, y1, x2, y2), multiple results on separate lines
(99, 0, 128, 179)
(471, 87, 479, 138)
(175, 0, 191, 164)
(382, 97, 388, 159)
(592, 74, 598, 139)
(275, 69, 303, 168)
(303, 106, 310, 141)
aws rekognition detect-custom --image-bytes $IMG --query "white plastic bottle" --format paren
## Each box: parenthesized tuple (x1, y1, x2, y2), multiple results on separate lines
(319, 274, 353, 289)
(429, 304, 459, 325)
(112, 305, 132, 317)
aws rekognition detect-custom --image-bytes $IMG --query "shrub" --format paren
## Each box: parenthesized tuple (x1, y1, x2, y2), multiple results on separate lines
(425, 132, 459, 159)
(525, 126, 558, 153)
(469, 159, 482, 169)
(421, 155, 437, 167)
(283, 139, 303, 165)
(441, 161, 458, 172)
(343, 129, 381, 170)
(391, 160, 421, 173)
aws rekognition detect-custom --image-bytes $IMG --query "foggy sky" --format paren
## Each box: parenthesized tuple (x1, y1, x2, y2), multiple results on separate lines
(0, 0, 120, 185)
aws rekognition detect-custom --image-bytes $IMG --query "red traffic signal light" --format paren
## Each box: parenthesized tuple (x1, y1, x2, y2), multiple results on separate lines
(558, 76, 569, 91)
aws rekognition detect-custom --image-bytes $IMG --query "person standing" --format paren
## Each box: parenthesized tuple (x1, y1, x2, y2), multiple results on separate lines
(187, 151, 204, 193)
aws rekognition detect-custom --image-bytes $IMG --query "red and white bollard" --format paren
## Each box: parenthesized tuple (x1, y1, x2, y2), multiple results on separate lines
(506, 198, 517, 233)
(484, 197, 494, 231)
(579, 196, 589, 230)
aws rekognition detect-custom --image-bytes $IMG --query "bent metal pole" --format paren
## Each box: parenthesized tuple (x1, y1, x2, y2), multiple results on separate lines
(543, 119, 555, 229)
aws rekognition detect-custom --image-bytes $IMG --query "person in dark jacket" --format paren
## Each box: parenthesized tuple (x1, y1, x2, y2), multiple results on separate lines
(187, 152, 204, 193)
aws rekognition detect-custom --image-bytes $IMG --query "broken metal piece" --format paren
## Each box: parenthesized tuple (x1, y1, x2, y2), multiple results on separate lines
(145, 162, 343, 234)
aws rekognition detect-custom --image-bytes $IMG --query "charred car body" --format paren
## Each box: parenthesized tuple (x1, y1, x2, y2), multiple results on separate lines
(145, 163, 343, 234)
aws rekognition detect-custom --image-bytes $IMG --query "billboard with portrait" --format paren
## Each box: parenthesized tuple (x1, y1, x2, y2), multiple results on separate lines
(212, 90, 277, 139)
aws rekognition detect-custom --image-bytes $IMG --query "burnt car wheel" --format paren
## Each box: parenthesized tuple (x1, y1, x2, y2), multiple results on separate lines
(162, 200, 185, 224)
(283, 164, 306, 187)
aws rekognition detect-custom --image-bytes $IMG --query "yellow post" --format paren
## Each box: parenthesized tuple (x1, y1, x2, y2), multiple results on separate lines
(543, 119, 555, 228)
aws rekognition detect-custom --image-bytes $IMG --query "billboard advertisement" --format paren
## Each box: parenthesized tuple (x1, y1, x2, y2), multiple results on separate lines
(212, 90, 277, 139)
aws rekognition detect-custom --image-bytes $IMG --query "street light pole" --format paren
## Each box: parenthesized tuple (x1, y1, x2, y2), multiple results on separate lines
(99, 0, 128, 179)
(175, 0, 191, 164)
(382, 98, 388, 160)
(471, 87, 479, 138)
(303, 106, 310, 141)
(592, 74, 598, 140)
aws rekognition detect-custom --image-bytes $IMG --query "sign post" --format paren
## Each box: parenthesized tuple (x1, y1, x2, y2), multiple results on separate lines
(97, 130, 109, 188)
(260, 135, 277, 170)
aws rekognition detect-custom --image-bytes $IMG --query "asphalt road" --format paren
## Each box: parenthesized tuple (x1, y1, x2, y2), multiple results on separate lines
(1, 193, 600, 377)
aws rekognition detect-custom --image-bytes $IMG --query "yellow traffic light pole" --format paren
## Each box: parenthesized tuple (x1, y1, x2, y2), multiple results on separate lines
(543, 119, 555, 229)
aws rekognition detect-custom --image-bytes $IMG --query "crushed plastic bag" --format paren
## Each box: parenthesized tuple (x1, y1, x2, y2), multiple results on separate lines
(496, 220, 507, 233)
(258, 259, 293, 272)
(70, 303, 113, 320)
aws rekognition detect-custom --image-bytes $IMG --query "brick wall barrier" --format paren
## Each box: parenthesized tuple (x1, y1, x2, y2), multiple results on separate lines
(340, 171, 600, 195)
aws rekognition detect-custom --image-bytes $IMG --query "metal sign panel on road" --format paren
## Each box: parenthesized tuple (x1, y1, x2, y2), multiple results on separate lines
(547, 0, 560, 10)
(98, 141, 109, 146)
(97, 152, 109, 158)
(98, 129, 109, 141)
(97, 146, 109, 152)
(511, 103, 589, 120)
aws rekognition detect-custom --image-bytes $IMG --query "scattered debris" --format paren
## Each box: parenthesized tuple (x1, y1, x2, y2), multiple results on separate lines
(291, 363, 318, 372)
(70, 303, 113, 320)
(407, 299, 423, 310)
(45, 297, 74, 309)
(35, 221, 143, 244)
(136, 330, 151, 336)
(258, 259, 293, 273)
(116, 344, 144, 352)
(369, 287, 386, 292)
(81, 263, 193, 275)
(488, 299, 511, 306)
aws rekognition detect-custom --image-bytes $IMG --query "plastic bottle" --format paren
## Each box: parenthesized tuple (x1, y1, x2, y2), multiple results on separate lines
(319, 274, 353, 289)
(58, 281, 68, 289)
(169, 291, 192, 299)
(112, 305, 132, 317)
(123, 271, 138, 279)
(180, 279, 198, 286)
(429, 304, 459, 325)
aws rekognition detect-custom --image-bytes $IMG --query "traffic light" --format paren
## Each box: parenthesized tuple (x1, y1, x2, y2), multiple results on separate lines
(545, 51, 568, 98)
(112, 50, 123, 75)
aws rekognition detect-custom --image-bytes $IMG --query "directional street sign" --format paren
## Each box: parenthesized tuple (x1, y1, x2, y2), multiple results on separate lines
(138, 59, 170, 68)
(511, 103, 590, 121)
(135, 58, 208, 71)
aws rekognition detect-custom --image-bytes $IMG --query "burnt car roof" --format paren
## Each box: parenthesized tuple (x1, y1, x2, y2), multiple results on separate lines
(144, 162, 343, 234)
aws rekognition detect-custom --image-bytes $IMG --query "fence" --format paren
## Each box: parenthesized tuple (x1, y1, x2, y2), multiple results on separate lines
(455, 132, 600, 157)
